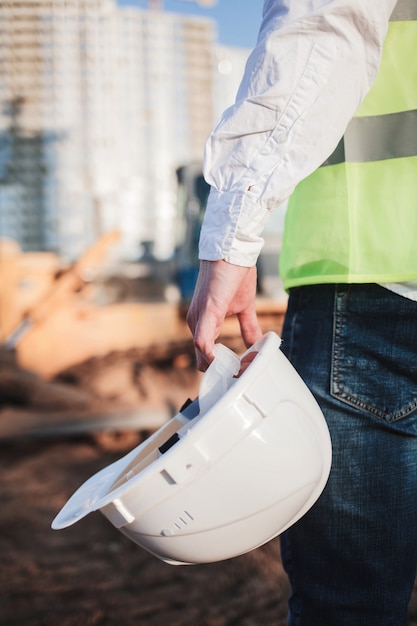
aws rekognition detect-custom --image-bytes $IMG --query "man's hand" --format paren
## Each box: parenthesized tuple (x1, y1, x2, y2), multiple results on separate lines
(186, 259, 263, 371)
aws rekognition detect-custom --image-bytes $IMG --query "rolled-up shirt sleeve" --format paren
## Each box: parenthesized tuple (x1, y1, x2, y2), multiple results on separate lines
(199, 0, 397, 267)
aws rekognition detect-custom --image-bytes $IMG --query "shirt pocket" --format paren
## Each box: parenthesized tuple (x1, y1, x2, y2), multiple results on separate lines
(330, 285, 417, 423)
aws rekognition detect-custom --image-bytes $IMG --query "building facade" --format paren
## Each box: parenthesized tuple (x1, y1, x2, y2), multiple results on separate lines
(0, 0, 249, 260)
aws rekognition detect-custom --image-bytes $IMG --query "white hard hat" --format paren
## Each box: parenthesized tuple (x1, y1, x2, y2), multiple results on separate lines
(52, 332, 331, 565)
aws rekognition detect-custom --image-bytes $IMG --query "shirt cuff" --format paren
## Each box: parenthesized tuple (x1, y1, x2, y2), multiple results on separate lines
(198, 188, 270, 267)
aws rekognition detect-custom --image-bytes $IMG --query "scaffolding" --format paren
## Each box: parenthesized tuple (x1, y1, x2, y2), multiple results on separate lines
(0, 1, 238, 261)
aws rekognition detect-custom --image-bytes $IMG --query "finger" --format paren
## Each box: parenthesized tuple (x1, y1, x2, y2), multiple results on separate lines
(194, 345, 214, 372)
(193, 316, 218, 371)
(237, 308, 263, 349)
(187, 297, 219, 371)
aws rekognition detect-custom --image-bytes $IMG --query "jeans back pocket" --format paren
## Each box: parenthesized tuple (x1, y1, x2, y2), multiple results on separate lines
(331, 284, 417, 422)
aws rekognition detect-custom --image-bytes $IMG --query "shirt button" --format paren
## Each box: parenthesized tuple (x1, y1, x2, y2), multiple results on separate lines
(261, 143, 273, 155)
(276, 130, 288, 144)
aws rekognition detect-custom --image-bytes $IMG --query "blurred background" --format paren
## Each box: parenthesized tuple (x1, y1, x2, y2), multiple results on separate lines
(0, 0, 287, 436)
(0, 6, 295, 625)
(1, 0, 259, 262)
(0, 0, 286, 391)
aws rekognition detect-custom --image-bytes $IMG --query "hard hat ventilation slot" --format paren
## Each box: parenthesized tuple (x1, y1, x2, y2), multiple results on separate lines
(175, 511, 194, 529)
(159, 433, 180, 455)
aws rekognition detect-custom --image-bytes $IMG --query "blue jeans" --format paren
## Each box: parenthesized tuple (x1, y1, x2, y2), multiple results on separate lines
(279, 284, 417, 626)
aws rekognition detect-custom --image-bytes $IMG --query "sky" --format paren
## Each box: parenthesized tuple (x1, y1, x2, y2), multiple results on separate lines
(117, 0, 264, 49)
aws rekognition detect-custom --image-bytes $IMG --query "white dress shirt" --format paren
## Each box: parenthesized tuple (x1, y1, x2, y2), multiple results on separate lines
(199, 0, 398, 268)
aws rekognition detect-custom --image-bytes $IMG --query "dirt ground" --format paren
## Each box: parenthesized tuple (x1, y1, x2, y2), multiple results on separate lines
(1, 339, 292, 626)
(1, 344, 417, 625)
(0, 437, 291, 626)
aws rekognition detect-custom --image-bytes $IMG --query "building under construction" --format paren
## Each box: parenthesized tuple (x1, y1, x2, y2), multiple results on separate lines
(0, 0, 249, 261)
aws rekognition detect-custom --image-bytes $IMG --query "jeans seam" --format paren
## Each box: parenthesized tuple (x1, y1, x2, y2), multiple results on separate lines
(283, 289, 300, 362)
(281, 534, 301, 626)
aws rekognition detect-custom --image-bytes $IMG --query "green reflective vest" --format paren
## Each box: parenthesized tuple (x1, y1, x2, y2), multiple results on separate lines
(279, 0, 417, 290)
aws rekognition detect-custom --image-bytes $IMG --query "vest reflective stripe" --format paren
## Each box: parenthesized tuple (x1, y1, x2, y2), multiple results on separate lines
(390, 0, 417, 21)
(324, 109, 417, 165)
(280, 7, 417, 290)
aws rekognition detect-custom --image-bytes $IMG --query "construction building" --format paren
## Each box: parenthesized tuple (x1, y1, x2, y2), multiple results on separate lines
(0, 0, 249, 261)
